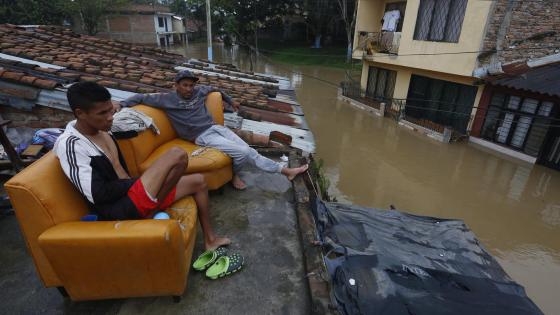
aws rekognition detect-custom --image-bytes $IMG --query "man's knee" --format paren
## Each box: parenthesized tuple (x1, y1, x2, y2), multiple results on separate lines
(168, 147, 188, 163)
(194, 174, 207, 190)
(234, 146, 252, 161)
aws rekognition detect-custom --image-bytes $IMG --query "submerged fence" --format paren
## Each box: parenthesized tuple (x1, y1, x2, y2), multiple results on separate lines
(340, 78, 473, 139)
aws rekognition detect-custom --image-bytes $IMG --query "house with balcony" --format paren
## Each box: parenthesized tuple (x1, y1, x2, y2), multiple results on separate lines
(350, 0, 560, 171)
(352, 0, 490, 136)
(91, 4, 185, 47)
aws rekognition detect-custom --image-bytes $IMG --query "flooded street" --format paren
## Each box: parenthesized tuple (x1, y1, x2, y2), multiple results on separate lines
(171, 43, 560, 314)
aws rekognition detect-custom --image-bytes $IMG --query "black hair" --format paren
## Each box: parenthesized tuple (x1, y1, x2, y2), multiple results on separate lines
(67, 81, 111, 112)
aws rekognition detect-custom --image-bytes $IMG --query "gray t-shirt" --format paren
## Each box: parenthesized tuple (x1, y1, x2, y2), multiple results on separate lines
(120, 85, 233, 141)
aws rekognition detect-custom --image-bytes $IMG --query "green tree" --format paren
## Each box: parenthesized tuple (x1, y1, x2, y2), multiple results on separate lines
(335, 0, 358, 62)
(0, 0, 70, 25)
(68, 0, 130, 35)
(303, 0, 337, 48)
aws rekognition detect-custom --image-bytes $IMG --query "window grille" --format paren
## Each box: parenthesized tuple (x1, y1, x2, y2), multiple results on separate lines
(414, 0, 467, 43)
(366, 66, 396, 101)
(481, 92, 556, 157)
(405, 75, 476, 133)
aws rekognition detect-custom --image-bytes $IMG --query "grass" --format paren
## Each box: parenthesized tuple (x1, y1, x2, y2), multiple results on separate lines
(257, 41, 362, 70)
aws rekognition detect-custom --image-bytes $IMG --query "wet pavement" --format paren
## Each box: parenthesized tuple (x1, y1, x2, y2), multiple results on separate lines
(0, 163, 310, 314)
(170, 43, 560, 314)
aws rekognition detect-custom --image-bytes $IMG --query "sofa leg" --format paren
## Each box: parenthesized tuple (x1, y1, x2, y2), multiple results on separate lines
(172, 296, 181, 303)
(56, 287, 69, 298)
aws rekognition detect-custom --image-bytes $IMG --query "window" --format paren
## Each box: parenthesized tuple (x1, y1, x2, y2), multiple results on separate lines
(481, 92, 556, 156)
(413, 0, 468, 43)
(366, 66, 397, 101)
(158, 17, 164, 28)
(405, 75, 476, 133)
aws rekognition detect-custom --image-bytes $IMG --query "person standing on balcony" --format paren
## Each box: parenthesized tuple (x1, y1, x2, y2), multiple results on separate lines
(117, 70, 308, 190)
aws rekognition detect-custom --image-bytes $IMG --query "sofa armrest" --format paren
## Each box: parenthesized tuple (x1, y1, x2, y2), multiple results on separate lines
(38, 220, 188, 301)
(206, 92, 224, 125)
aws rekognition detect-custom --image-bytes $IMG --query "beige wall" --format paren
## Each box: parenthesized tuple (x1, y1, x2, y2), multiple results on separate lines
(354, 0, 493, 77)
(362, 60, 485, 131)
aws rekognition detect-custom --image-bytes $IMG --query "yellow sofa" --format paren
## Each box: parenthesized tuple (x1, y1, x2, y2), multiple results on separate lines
(117, 92, 233, 190)
(2, 92, 232, 301)
(4, 153, 198, 301)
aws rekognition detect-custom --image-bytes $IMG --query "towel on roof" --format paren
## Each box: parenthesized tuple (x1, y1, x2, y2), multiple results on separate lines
(111, 107, 160, 135)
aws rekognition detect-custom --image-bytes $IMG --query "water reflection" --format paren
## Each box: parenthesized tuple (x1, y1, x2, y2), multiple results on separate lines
(168, 43, 560, 315)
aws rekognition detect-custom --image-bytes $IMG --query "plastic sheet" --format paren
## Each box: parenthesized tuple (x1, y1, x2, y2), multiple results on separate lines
(312, 199, 543, 315)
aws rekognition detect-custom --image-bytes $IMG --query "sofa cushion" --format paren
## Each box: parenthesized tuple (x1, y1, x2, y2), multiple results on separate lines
(139, 139, 232, 174)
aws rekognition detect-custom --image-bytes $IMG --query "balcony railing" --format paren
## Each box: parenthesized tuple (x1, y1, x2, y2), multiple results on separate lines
(340, 79, 470, 138)
(356, 31, 401, 56)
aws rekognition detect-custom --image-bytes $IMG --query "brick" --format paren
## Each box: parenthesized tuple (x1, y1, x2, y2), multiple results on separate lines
(57, 72, 80, 79)
(100, 70, 115, 77)
(98, 80, 119, 89)
(118, 83, 138, 92)
(137, 87, 156, 93)
(80, 76, 99, 82)
(20, 76, 37, 85)
(33, 79, 59, 89)
(2, 71, 24, 81)
(139, 78, 155, 85)
(84, 67, 100, 74)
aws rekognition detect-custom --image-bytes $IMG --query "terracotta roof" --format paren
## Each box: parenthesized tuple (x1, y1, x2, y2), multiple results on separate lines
(0, 24, 275, 108)
(0, 24, 315, 151)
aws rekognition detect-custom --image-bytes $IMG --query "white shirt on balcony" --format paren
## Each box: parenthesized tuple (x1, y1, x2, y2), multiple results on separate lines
(382, 10, 401, 32)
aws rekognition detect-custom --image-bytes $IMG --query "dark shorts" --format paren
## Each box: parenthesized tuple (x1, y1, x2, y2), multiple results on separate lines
(127, 179, 177, 218)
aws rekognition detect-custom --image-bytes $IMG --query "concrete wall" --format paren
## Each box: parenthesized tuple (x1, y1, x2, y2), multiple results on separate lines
(479, 0, 560, 65)
(0, 106, 74, 129)
(97, 14, 158, 45)
(354, 0, 493, 77)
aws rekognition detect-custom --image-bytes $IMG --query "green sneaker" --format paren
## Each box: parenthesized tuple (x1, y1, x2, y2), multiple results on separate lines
(205, 253, 245, 280)
(192, 247, 228, 271)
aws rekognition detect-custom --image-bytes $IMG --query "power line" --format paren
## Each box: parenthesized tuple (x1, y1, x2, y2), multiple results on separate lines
(232, 40, 560, 128)
(255, 45, 560, 58)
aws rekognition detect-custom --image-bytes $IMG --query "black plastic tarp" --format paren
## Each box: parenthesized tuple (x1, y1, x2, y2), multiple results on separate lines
(311, 199, 542, 315)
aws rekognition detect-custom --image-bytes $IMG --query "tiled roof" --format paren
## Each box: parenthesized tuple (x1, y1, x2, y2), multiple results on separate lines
(0, 24, 315, 152)
(0, 24, 275, 108)
(493, 63, 560, 97)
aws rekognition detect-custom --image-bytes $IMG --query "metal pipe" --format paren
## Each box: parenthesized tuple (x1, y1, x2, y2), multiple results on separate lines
(205, 0, 213, 61)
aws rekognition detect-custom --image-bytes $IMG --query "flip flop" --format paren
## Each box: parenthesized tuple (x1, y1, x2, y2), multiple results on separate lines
(192, 247, 228, 271)
(205, 253, 245, 279)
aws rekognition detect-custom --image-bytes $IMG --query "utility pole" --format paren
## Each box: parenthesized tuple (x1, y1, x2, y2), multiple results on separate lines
(205, 0, 213, 61)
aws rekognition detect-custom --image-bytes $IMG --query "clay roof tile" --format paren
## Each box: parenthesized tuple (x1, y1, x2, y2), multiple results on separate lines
(33, 78, 59, 89)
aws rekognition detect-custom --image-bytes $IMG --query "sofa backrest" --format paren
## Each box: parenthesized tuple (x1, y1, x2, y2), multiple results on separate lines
(118, 92, 224, 176)
(4, 152, 89, 287)
(206, 91, 225, 125)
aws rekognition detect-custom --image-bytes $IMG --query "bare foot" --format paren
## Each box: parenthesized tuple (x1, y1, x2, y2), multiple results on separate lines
(282, 164, 309, 181)
(205, 236, 231, 251)
(232, 174, 247, 190)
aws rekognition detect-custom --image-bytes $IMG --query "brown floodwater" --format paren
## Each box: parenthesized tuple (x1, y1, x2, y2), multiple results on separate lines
(170, 43, 560, 314)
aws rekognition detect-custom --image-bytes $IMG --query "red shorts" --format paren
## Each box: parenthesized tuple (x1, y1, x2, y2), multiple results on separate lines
(127, 179, 176, 218)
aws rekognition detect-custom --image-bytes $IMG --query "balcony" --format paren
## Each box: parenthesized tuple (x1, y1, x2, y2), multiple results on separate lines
(357, 31, 401, 56)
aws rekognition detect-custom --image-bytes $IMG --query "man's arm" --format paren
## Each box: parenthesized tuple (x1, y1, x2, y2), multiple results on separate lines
(200, 85, 239, 112)
(118, 93, 169, 110)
